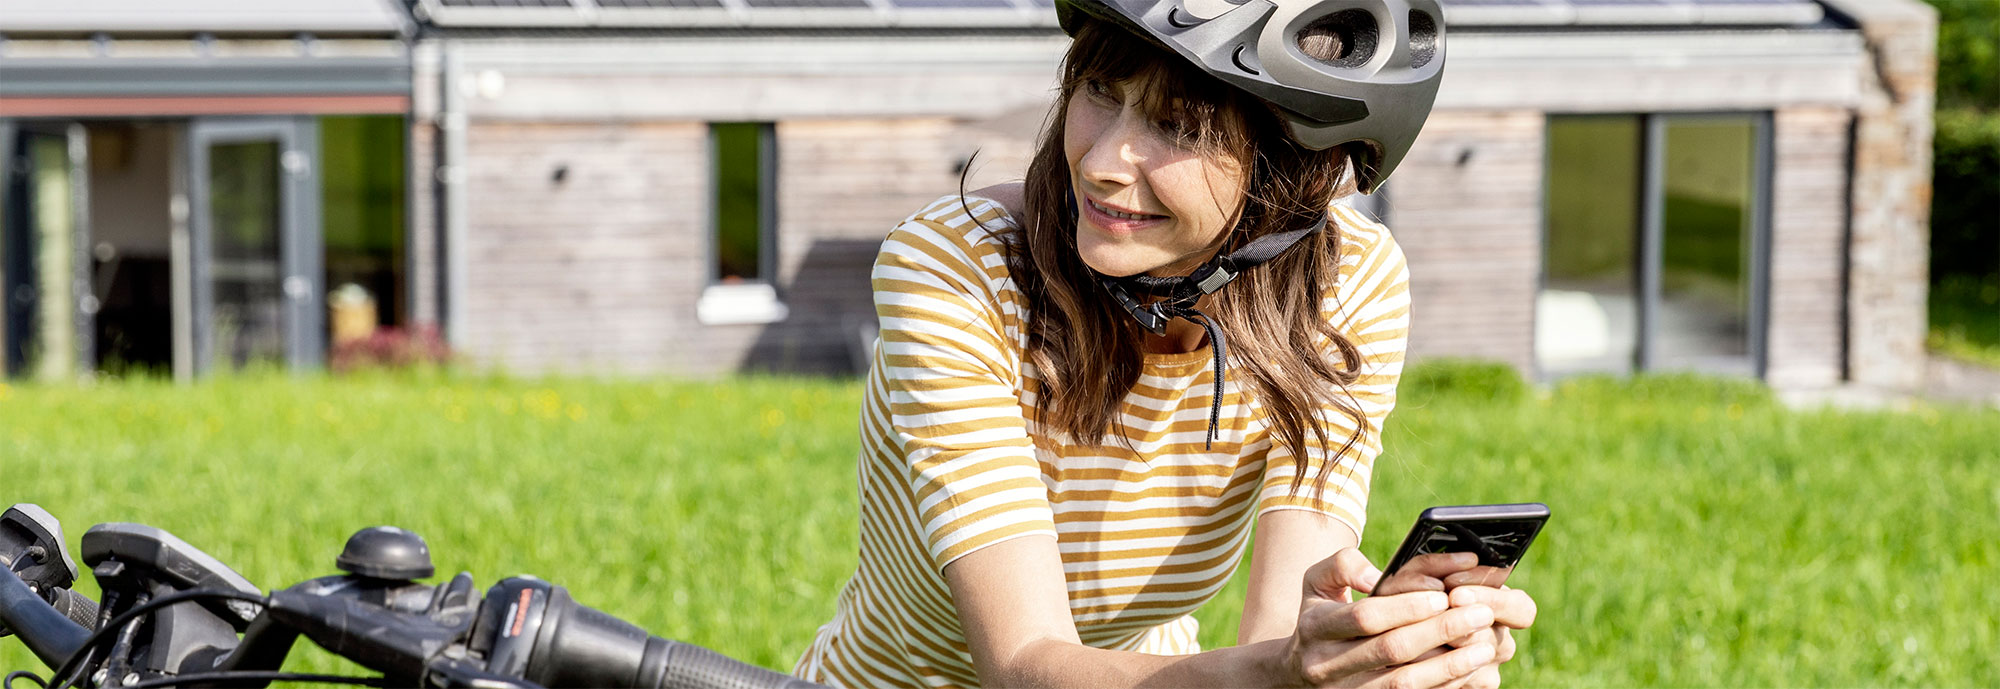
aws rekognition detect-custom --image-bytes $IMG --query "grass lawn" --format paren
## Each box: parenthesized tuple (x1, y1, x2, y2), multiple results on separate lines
(1930, 274, 2000, 368)
(2, 364, 1995, 687)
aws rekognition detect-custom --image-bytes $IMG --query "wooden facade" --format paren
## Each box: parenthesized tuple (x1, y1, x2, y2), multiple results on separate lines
(400, 2, 1936, 391)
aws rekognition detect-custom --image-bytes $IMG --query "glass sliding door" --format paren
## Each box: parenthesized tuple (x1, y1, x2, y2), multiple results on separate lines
(1655, 117, 1765, 375)
(187, 117, 323, 374)
(1539, 113, 1769, 379)
(1540, 116, 1643, 376)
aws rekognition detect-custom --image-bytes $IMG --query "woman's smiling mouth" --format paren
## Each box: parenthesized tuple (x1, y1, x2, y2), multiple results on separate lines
(1081, 194, 1169, 233)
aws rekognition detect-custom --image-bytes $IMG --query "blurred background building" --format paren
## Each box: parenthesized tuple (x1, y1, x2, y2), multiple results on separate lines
(0, 0, 1939, 392)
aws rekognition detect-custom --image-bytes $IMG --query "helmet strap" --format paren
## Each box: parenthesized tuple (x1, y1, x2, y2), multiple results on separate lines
(1094, 213, 1329, 448)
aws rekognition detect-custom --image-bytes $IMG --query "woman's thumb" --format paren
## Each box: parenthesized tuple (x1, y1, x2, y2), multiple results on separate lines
(1305, 548, 1381, 599)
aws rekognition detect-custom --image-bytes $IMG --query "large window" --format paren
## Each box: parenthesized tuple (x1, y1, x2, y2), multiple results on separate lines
(698, 122, 786, 325)
(1538, 113, 1770, 378)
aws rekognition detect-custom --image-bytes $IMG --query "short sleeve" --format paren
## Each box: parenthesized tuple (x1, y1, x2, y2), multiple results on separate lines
(872, 211, 1057, 573)
(1255, 206, 1412, 542)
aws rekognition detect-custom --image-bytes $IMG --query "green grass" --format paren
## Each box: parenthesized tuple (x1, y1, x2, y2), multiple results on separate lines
(1930, 273, 2000, 368)
(2, 364, 1996, 687)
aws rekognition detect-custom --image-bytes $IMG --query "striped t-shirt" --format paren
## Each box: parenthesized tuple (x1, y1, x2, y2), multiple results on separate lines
(794, 194, 1411, 688)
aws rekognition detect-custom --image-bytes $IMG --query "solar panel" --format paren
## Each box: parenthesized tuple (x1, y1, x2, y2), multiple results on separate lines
(593, 0, 726, 8)
(739, 0, 872, 8)
(436, 0, 574, 7)
(1438, 0, 1825, 27)
(888, 0, 1014, 9)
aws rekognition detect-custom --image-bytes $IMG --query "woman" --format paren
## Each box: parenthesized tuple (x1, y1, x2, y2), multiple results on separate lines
(796, 1, 1537, 686)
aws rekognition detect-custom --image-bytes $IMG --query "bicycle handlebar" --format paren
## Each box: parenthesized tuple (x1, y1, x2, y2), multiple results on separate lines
(0, 505, 824, 689)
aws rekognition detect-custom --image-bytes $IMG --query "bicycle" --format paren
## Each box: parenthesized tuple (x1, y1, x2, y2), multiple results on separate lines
(0, 504, 824, 689)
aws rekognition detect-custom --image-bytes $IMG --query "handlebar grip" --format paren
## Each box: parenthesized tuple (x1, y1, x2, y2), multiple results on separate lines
(638, 638, 821, 689)
(510, 584, 826, 689)
(49, 587, 98, 631)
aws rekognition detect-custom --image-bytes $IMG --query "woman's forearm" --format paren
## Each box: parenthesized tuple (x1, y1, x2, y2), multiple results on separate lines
(984, 636, 1296, 689)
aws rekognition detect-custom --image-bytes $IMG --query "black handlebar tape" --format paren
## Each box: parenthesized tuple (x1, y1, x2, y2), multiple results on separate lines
(638, 639, 826, 689)
(50, 587, 98, 631)
(0, 569, 91, 669)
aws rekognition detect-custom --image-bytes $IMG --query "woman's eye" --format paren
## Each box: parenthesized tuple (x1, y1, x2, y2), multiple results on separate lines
(1084, 80, 1117, 103)
(1157, 118, 1196, 144)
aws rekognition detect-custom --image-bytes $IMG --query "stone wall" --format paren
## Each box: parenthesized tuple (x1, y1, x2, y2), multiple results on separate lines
(1821, 0, 1938, 391)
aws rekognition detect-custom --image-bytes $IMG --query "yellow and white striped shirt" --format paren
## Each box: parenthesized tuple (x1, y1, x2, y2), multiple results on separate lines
(795, 194, 1410, 688)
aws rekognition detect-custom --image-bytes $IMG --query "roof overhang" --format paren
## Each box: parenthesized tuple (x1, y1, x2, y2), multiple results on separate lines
(407, 0, 1835, 31)
(0, 40, 412, 117)
(0, 0, 414, 37)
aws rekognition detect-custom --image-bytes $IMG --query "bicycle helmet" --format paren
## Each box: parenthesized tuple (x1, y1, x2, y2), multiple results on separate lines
(1054, 0, 1445, 194)
(1053, 0, 1446, 448)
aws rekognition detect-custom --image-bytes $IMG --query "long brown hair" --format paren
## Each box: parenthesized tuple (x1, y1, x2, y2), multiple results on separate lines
(998, 19, 1371, 499)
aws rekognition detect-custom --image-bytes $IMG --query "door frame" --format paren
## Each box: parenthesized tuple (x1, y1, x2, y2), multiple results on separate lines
(1, 119, 93, 379)
(185, 116, 323, 375)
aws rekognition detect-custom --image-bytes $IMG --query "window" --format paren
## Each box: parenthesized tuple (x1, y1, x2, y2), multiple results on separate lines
(699, 122, 786, 325)
(1538, 113, 1770, 378)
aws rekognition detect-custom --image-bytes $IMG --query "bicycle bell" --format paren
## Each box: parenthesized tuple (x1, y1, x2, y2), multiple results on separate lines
(336, 526, 434, 580)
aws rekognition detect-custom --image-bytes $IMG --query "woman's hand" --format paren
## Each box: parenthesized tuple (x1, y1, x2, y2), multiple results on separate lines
(1370, 555, 1540, 689)
(1279, 549, 1500, 688)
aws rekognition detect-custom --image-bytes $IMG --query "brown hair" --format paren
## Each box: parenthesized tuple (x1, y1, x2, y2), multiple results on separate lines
(993, 19, 1371, 498)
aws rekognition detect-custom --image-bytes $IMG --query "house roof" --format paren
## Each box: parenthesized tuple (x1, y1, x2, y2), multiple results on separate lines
(408, 0, 1834, 31)
(0, 0, 413, 36)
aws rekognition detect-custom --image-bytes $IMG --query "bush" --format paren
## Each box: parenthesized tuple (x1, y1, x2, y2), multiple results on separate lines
(1931, 107, 2000, 282)
(330, 324, 452, 372)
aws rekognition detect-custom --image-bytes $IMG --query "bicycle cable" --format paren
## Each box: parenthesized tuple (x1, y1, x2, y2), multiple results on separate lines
(121, 671, 388, 689)
(47, 590, 268, 689)
(6, 671, 50, 689)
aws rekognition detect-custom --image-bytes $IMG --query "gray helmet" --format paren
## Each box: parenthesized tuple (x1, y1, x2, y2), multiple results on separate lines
(1055, 0, 1445, 194)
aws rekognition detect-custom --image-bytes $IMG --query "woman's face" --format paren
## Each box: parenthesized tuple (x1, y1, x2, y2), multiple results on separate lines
(1063, 76, 1250, 278)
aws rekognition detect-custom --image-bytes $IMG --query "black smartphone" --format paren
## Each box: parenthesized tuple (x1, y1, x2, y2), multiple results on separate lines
(1377, 503, 1550, 591)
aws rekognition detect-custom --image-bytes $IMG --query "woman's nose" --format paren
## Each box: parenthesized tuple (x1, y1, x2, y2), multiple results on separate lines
(1077, 111, 1149, 188)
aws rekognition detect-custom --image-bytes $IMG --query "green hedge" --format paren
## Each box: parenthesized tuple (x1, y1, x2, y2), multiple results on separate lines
(1931, 107, 2000, 282)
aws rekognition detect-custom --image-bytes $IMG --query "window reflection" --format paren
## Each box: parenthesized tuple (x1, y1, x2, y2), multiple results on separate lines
(1540, 116, 1641, 375)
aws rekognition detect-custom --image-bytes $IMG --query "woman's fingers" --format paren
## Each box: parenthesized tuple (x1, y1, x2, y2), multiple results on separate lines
(1434, 663, 1504, 689)
(1372, 553, 1480, 597)
(1447, 586, 1538, 630)
(1346, 604, 1494, 669)
(1348, 642, 1496, 689)
(1302, 590, 1449, 642)
(1442, 566, 1513, 590)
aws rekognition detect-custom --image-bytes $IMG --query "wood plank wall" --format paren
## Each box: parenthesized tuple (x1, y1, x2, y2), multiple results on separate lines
(1386, 110, 1546, 371)
(456, 121, 709, 374)
(446, 116, 1036, 376)
(1766, 107, 1852, 388)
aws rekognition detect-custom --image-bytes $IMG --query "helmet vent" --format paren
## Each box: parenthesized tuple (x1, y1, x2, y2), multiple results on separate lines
(1409, 10, 1438, 69)
(1231, 44, 1260, 75)
(1296, 9, 1378, 70)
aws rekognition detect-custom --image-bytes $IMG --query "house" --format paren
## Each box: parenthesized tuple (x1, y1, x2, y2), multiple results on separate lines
(0, 0, 1936, 391)
(0, 0, 413, 379)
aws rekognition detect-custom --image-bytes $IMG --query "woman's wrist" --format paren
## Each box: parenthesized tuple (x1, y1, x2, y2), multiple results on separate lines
(1245, 636, 1306, 688)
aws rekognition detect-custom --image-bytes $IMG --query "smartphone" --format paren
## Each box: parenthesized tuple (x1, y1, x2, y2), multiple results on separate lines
(1377, 503, 1549, 591)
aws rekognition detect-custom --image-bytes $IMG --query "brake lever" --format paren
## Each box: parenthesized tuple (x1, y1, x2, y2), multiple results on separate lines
(424, 656, 546, 689)
(266, 583, 473, 683)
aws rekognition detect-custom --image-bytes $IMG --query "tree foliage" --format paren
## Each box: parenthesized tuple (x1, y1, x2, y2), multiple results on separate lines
(1923, 0, 1999, 283)
(1924, 0, 1999, 111)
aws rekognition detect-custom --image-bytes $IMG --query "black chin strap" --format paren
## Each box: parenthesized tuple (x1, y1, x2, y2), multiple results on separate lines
(1097, 214, 1329, 449)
